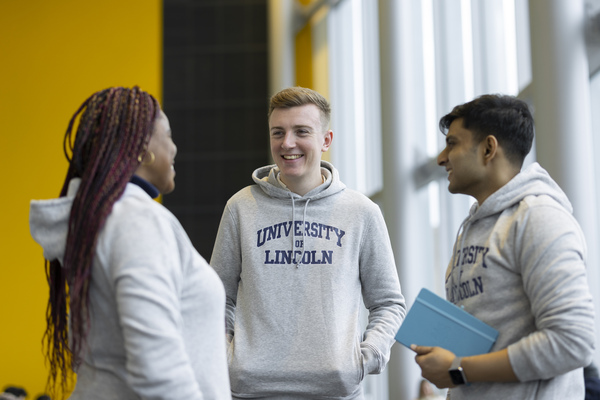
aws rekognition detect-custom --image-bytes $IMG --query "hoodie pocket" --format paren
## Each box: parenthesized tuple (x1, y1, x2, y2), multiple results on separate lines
(357, 347, 366, 384)
(354, 334, 366, 385)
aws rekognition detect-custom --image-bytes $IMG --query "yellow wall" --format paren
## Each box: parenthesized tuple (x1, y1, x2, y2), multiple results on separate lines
(0, 1, 162, 397)
(295, 0, 330, 162)
(295, 23, 314, 89)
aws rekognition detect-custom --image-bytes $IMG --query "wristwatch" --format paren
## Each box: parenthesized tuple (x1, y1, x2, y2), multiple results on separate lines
(448, 357, 468, 385)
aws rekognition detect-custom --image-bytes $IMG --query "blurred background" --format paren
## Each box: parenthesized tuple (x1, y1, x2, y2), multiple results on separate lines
(3, 0, 600, 399)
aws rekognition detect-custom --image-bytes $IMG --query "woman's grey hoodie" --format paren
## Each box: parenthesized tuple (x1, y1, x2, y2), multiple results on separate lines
(210, 161, 405, 399)
(29, 179, 231, 400)
(445, 163, 595, 399)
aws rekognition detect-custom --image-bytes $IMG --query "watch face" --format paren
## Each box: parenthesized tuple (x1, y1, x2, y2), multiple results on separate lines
(449, 369, 466, 385)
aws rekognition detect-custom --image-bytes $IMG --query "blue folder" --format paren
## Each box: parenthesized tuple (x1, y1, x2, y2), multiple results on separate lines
(395, 288, 499, 357)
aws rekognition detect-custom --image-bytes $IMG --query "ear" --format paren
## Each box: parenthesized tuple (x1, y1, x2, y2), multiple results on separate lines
(482, 135, 498, 164)
(322, 130, 333, 152)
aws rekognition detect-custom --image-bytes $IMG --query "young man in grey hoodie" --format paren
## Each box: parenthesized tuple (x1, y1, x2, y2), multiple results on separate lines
(210, 86, 406, 399)
(412, 94, 595, 399)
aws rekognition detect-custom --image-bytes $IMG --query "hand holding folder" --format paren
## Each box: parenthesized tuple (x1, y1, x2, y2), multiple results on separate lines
(395, 288, 499, 357)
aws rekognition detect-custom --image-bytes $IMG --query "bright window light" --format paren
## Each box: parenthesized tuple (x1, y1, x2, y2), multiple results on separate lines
(422, 0, 438, 157)
(503, 0, 519, 95)
(351, 0, 366, 193)
(461, 0, 474, 100)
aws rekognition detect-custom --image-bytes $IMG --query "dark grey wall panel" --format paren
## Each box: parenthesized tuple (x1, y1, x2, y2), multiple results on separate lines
(163, 0, 269, 259)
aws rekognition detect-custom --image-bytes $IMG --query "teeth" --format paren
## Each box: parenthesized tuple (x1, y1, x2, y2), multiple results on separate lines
(283, 155, 302, 160)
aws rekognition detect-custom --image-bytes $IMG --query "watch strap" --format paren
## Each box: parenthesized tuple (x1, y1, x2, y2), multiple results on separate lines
(450, 356, 463, 370)
(449, 356, 468, 385)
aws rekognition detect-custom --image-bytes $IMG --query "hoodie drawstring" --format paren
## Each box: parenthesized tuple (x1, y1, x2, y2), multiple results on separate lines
(290, 194, 311, 268)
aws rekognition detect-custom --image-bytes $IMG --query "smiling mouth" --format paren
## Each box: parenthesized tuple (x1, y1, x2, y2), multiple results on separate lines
(282, 155, 303, 160)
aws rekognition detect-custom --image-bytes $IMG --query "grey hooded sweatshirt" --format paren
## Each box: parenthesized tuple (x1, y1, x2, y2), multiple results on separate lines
(29, 178, 231, 400)
(445, 163, 595, 399)
(210, 161, 406, 399)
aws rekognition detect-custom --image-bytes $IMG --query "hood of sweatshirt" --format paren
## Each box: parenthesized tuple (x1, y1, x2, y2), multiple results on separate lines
(251, 160, 346, 201)
(29, 178, 82, 264)
(448, 162, 573, 270)
(469, 162, 573, 222)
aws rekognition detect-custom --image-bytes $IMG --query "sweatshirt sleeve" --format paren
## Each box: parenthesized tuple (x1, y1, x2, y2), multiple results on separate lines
(358, 205, 406, 375)
(210, 203, 241, 340)
(107, 206, 204, 400)
(507, 202, 595, 381)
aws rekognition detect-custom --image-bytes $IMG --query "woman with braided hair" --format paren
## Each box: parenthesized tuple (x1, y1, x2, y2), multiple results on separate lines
(29, 87, 230, 400)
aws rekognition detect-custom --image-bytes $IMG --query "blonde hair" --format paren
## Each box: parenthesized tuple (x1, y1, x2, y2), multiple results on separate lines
(268, 86, 331, 129)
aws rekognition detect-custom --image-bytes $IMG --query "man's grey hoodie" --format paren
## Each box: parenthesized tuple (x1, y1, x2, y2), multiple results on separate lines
(445, 163, 595, 399)
(211, 161, 406, 399)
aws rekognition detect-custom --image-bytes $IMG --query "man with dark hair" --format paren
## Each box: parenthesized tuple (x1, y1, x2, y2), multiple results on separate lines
(438, 94, 534, 166)
(412, 94, 595, 399)
(211, 86, 405, 399)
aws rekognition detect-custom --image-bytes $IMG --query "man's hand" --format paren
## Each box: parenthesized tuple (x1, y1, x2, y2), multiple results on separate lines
(411, 344, 456, 389)
(412, 345, 518, 387)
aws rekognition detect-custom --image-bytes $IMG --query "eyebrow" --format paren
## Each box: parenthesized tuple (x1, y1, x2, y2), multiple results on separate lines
(270, 124, 314, 131)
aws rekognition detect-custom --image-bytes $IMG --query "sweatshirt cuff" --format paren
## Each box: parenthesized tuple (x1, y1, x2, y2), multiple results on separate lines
(361, 343, 383, 375)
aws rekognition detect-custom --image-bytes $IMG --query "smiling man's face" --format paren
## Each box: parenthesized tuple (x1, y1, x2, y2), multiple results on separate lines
(437, 118, 487, 201)
(269, 104, 332, 195)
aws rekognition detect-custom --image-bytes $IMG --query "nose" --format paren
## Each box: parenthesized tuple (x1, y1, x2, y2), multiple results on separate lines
(282, 132, 295, 149)
(437, 147, 447, 166)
